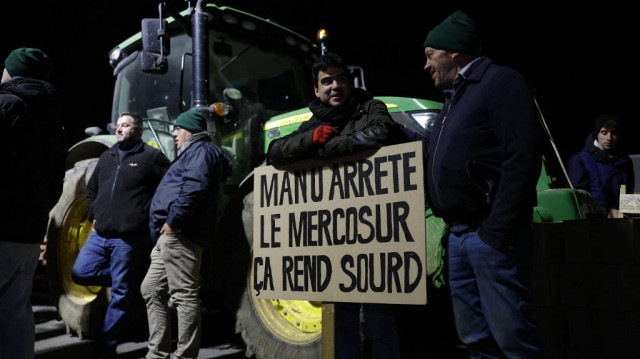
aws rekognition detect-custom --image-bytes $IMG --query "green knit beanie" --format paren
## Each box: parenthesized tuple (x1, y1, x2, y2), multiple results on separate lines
(4, 47, 52, 80)
(174, 108, 208, 133)
(423, 10, 481, 56)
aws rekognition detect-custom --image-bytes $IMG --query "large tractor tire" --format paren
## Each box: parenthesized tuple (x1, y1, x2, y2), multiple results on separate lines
(45, 158, 108, 339)
(235, 191, 322, 359)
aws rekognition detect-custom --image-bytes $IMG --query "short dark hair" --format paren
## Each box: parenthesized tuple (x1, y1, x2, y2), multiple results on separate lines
(312, 53, 349, 86)
(592, 113, 620, 140)
(118, 112, 143, 128)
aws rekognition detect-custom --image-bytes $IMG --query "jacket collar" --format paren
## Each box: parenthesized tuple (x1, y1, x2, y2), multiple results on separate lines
(460, 56, 492, 86)
(108, 140, 144, 155)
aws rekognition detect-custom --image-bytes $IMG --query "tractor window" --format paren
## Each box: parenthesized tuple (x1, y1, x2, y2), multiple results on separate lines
(112, 32, 313, 123)
(112, 34, 197, 125)
(208, 31, 313, 115)
(111, 31, 315, 170)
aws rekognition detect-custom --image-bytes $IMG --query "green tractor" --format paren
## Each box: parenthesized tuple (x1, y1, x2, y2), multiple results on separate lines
(43, 1, 594, 357)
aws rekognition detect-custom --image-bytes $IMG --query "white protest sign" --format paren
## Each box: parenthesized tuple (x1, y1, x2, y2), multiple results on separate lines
(252, 141, 426, 304)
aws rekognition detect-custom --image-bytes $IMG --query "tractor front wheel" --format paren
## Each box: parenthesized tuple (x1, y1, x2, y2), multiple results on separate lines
(235, 191, 322, 359)
(45, 158, 108, 338)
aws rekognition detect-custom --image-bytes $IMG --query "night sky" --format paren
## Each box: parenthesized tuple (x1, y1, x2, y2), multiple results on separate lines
(2, 1, 638, 181)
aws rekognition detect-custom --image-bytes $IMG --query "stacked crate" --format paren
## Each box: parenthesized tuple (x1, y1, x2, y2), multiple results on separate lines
(533, 218, 640, 358)
(533, 221, 568, 359)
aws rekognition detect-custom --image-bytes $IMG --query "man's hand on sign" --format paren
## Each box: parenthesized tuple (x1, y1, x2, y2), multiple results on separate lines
(312, 125, 338, 144)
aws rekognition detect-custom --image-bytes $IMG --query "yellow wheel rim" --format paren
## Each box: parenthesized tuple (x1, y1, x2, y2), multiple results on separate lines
(58, 197, 101, 305)
(250, 262, 322, 343)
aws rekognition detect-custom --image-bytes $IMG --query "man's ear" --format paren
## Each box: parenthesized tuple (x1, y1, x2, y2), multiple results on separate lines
(314, 86, 320, 98)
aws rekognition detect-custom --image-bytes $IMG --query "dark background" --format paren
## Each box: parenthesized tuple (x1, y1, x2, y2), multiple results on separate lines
(2, 0, 638, 180)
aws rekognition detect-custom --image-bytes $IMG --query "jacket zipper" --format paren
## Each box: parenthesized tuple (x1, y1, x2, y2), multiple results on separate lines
(430, 92, 457, 210)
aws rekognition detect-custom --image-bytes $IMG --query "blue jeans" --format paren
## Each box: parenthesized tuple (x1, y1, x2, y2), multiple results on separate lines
(0, 241, 40, 359)
(71, 230, 149, 352)
(446, 227, 543, 359)
(334, 302, 401, 359)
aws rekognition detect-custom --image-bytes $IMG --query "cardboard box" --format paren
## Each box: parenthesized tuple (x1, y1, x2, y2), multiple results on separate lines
(563, 219, 593, 264)
(533, 222, 566, 264)
(566, 307, 601, 353)
(532, 305, 568, 349)
(563, 218, 640, 264)
(594, 264, 640, 311)
(532, 264, 563, 306)
(562, 263, 596, 308)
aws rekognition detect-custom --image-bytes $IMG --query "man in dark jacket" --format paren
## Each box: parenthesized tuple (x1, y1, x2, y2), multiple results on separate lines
(267, 53, 402, 359)
(423, 11, 543, 358)
(268, 53, 397, 166)
(71, 112, 170, 357)
(142, 108, 230, 359)
(568, 114, 634, 218)
(0, 47, 66, 359)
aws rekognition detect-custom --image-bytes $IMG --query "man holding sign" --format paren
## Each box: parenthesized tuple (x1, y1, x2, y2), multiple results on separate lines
(267, 53, 402, 359)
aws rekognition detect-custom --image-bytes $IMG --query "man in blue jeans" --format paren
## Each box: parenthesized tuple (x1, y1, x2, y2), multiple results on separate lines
(71, 112, 169, 358)
(422, 11, 544, 358)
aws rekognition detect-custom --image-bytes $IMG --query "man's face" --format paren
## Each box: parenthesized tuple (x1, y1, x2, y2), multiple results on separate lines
(424, 47, 457, 90)
(314, 66, 352, 106)
(596, 126, 618, 151)
(115, 115, 141, 146)
(172, 126, 193, 150)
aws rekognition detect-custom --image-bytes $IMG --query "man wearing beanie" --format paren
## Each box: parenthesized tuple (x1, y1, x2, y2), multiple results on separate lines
(422, 11, 544, 358)
(568, 113, 634, 218)
(0, 47, 66, 359)
(143, 108, 231, 359)
(267, 53, 403, 359)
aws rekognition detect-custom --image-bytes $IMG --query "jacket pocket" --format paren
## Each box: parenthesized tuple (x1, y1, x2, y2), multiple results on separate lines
(467, 160, 494, 206)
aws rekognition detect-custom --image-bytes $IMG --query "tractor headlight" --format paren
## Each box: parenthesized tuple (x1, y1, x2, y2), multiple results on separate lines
(109, 47, 124, 68)
(410, 111, 438, 136)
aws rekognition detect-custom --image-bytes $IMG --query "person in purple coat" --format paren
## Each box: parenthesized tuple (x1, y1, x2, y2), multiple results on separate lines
(568, 114, 635, 218)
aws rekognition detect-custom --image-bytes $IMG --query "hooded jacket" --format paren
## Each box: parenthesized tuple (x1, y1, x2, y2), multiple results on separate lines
(267, 88, 396, 166)
(0, 76, 67, 243)
(86, 141, 170, 237)
(149, 133, 231, 246)
(425, 56, 541, 253)
(567, 134, 634, 217)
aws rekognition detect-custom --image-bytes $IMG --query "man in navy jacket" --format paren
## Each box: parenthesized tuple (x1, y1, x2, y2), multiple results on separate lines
(143, 108, 230, 359)
(423, 11, 543, 358)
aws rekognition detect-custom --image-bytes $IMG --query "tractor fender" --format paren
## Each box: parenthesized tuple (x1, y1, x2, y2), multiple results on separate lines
(64, 135, 115, 170)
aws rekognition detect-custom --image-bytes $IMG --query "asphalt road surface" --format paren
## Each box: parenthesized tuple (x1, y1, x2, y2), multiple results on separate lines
(31, 271, 466, 359)
(32, 289, 247, 359)
(33, 302, 247, 359)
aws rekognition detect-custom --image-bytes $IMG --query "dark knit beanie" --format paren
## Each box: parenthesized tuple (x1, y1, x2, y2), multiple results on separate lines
(423, 10, 481, 56)
(174, 108, 208, 133)
(4, 47, 52, 80)
(592, 113, 620, 140)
